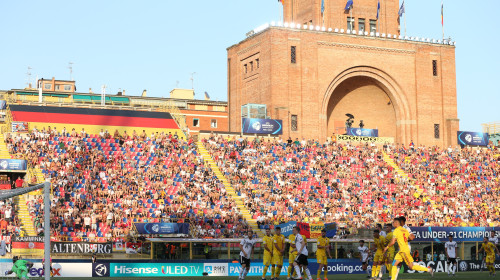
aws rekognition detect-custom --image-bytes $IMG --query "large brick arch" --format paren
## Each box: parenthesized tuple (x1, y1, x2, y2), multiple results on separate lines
(321, 66, 412, 144)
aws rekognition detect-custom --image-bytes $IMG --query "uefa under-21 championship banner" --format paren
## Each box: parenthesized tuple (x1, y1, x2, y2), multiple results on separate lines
(242, 118, 283, 135)
(457, 131, 489, 146)
(346, 127, 379, 137)
(134, 223, 190, 235)
(411, 227, 499, 242)
(0, 159, 27, 171)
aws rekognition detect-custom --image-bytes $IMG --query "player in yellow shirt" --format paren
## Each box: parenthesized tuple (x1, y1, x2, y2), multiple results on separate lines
(316, 229, 332, 280)
(371, 229, 385, 280)
(262, 228, 274, 280)
(272, 227, 286, 280)
(383, 217, 433, 279)
(477, 237, 500, 277)
(287, 233, 297, 280)
(383, 223, 395, 278)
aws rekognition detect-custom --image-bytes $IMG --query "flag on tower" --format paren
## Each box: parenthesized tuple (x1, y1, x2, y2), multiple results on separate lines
(398, 0, 405, 18)
(321, 0, 325, 15)
(344, 0, 353, 11)
(376, 0, 380, 20)
(441, 1, 444, 26)
(278, 0, 284, 5)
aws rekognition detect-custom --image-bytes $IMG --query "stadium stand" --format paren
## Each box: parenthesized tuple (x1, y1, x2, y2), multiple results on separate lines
(5, 127, 255, 241)
(202, 134, 500, 229)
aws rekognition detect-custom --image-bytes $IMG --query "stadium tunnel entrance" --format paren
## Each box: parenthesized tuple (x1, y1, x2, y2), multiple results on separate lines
(323, 66, 411, 144)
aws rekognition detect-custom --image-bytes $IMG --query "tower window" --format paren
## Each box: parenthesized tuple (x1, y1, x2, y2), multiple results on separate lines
(432, 60, 438, 76)
(291, 46, 296, 64)
(193, 118, 200, 127)
(244, 64, 248, 74)
(256, 58, 260, 69)
(250, 61, 254, 72)
(434, 124, 440, 139)
(370, 20, 377, 33)
(291, 115, 298, 131)
(358, 18, 365, 33)
(347, 17, 354, 31)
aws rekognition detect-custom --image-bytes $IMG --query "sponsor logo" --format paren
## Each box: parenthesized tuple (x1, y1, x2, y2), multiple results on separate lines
(252, 122, 261, 131)
(151, 224, 159, 233)
(355, 129, 362, 136)
(28, 263, 61, 277)
(465, 134, 472, 143)
(204, 263, 228, 276)
(459, 261, 467, 272)
(0, 161, 8, 169)
(95, 264, 107, 277)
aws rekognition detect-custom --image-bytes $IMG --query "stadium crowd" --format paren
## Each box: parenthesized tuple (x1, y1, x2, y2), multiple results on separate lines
(389, 143, 499, 227)
(202, 134, 499, 229)
(3, 128, 499, 242)
(6, 128, 249, 241)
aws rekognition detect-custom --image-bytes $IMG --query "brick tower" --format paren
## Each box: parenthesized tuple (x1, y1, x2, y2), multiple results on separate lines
(227, 0, 459, 147)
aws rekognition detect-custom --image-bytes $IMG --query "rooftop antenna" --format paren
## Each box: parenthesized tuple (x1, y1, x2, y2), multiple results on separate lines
(68, 62, 74, 81)
(101, 84, 107, 106)
(26, 66, 32, 88)
(190, 72, 196, 90)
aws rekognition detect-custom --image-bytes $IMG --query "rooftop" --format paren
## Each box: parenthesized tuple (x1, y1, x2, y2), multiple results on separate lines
(230, 21, 456, 49)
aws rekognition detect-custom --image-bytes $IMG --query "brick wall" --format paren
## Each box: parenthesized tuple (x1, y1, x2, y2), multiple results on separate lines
(227, 27, 458, 147)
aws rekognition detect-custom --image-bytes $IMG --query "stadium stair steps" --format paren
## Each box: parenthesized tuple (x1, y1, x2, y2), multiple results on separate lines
(196, 141, 264, 238)
(382, 152, 437, 209)
(0, 134, 12, 159)
(16, 195, 37, 236)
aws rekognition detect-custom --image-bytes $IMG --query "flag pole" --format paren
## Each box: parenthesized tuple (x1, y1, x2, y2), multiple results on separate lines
(441, 0, 444, 40)
(404, 5, 407, 37)
(350, 5, 353, 31)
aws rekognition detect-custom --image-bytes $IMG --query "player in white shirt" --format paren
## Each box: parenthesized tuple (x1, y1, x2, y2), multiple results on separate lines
(358, 240, 371, 277)
(489, 230, 498, 246)
(445, 235, 458, 276)
(376, 223, 387, 237)
(239, 230, 256, 280)
(291, 226, 313, 280)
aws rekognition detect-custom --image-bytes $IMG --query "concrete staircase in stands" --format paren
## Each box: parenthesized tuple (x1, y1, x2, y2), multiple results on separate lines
(196, 141, 263, 237)
(0, 133, 37, 236)
(382, 151, 436, 208)
(16, 195, 37, 236)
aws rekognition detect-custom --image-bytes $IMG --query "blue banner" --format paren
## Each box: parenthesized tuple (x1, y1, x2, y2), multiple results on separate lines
(277, 221, 297, 237)
(346, 127, 379, 137)
(134, 223, 189, 235)
(110, 263, 203, 277)
(229, 259, 369, 276)
(412, 227, 499, 242)
(242, 118, 283, 135)
(457, 131, 489, 146)
(325, 222, 337, 238)
(0, 159, 27, 171)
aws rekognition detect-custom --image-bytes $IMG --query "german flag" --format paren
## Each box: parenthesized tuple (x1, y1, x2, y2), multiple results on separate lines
(10, 105, 182, 136)
(12, 236, 44, 255)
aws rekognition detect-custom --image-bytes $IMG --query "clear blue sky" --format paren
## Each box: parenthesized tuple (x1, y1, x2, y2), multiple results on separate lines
(0, 0, 498, 131)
